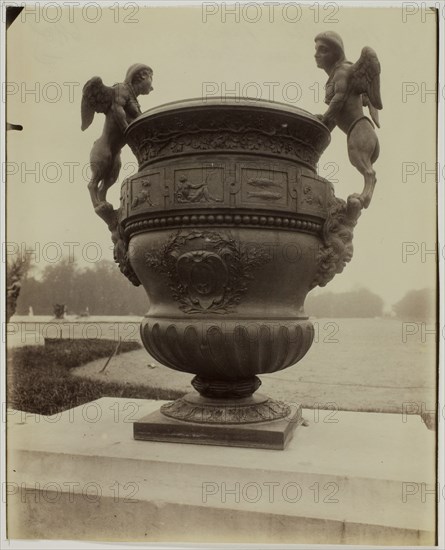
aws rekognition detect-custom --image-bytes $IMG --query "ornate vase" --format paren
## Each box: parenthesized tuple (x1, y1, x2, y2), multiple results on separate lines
(117, 98, 348, 449)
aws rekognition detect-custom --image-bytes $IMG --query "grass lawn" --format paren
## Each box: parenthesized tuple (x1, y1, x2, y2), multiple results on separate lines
(7, 339, 185, 415)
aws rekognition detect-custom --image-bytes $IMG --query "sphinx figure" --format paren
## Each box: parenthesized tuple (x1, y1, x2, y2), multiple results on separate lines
(314, 31, 382, 210)
(81, 64, 153, 284)
(81, 63, 153, 216)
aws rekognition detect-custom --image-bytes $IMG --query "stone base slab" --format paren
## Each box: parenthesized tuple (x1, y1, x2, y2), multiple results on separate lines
(134, 399, 302, 449)
(7, 398, 436, 545)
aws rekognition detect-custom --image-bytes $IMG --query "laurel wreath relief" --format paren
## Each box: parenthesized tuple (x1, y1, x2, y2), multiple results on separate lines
(144, 230, 270, 314)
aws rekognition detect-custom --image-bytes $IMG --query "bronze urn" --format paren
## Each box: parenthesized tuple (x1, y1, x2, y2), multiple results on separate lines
(82, 37, 381, 449)
(114, 97, 346, 448)
(83, 90, 364, 449)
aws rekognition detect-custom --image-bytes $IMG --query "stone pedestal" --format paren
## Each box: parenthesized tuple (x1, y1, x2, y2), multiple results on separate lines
(134, 393, 302, 449)
(7, 398, 435, 545)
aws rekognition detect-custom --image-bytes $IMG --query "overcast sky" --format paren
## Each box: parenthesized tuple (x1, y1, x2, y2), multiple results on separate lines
(5, 3, 438, 308)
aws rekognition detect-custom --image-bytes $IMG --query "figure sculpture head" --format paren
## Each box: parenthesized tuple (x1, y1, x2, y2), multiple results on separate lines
(125, 63, 154, 95)
(314, 31, 345, 72)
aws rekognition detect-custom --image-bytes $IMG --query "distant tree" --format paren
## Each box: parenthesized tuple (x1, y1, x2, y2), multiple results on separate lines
(306, 287, 384, 318)
(18, 259, 83, 315)
(15, 276, 45, 314)
(16, 259, 149, 316)
(392, 288, 436, 320)
(6, 253, 32, 322)
(72, 260, 148, 315)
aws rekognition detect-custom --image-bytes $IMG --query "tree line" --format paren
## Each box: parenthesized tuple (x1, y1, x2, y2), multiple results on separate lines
(15, 259, 149, 316)
(12, 258, 436, 319)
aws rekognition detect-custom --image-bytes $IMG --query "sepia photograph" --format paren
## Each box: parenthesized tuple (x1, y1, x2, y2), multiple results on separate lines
(1, 0, 443, 548)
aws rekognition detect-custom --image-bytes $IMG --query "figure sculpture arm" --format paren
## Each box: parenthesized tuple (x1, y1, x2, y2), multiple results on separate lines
(321, 69, 349, 130)
(111, 85, 130, 133)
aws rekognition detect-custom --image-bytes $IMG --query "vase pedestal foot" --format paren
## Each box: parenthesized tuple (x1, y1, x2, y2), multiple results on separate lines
(133, 392, 302, 450)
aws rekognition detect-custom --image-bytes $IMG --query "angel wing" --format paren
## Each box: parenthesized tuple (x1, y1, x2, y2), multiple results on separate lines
(349, 47, 382, 127)
(362, 93, 381, 128)
(81, 76, 114, 131)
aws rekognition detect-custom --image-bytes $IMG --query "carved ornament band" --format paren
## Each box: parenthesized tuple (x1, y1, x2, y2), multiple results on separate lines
(123, 211, 323, 239)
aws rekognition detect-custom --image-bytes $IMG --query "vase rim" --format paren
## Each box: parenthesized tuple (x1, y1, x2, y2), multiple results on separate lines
(128, 96, 330, 133)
